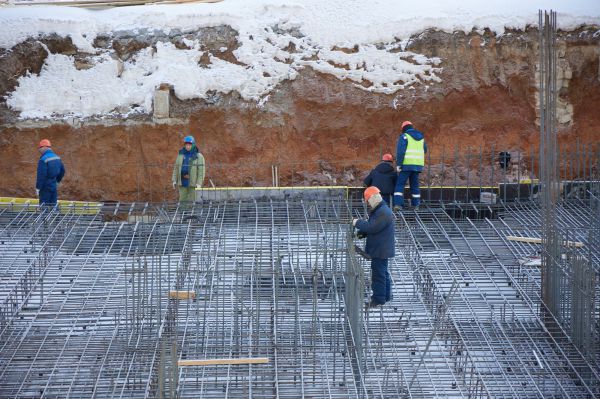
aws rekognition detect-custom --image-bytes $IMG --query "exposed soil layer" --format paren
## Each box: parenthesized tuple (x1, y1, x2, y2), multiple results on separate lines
(0, 27, 599, 201)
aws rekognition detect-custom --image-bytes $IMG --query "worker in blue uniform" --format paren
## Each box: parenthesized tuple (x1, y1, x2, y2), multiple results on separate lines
(36, 139, 65, 206)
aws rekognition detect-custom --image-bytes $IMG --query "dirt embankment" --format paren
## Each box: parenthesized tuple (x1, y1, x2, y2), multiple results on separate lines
(0, 27, 599, 201)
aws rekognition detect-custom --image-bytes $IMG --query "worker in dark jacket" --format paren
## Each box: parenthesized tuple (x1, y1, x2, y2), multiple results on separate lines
(36, 139, 65, 206)
(394, 121, 427, 211)
(363, 153, 397, 205)
(353, 186, 395, 308)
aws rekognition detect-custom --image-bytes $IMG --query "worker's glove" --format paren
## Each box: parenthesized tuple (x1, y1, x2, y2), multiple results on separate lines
(35, 189, 40, 196)
(172, 181, 177, 189)
(352, 218, 358, 227)
(396, 166, 402, 172)
(356, 230, 367, 239)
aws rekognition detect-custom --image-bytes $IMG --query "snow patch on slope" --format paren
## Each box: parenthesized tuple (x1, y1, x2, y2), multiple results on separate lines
(6, 24, 441, 118)
(2, 0, 599, 119)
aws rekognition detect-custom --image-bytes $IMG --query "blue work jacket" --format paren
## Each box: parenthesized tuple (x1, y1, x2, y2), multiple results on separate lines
(396, 128, 428, 172)
(36, 149, 65, 192)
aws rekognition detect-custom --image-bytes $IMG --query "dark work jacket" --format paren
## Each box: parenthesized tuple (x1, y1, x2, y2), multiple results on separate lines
(363, 161, 397, 195)
(355, 202, 395, 259)
(36, 149, 65, 192)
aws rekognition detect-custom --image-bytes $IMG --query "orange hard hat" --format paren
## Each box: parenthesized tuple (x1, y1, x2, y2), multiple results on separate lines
(382, 153, 393, 162)
(401, 121, 412, 129)
(38, 139, 51, 148)
(363, 186, 380, 202)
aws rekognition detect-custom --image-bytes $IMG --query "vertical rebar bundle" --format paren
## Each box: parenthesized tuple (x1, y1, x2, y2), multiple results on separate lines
(538, 9, 562, 328)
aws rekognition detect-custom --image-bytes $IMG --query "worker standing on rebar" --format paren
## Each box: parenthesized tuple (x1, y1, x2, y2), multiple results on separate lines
(353, 186, 395, 309)
(363, 153, 397, 205)
(36, 139, 65, 207)
(172, 135, 205, 203)
(393, 121, 427, 211)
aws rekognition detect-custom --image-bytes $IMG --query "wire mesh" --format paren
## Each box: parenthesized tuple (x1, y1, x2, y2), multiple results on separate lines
(0, 197, 598, 398)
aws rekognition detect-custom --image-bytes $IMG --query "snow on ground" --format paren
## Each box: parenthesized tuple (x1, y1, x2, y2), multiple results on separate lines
(1, 0, 599, 119)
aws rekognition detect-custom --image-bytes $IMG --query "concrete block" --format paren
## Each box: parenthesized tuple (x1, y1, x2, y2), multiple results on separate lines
(153, 87, 170, 119)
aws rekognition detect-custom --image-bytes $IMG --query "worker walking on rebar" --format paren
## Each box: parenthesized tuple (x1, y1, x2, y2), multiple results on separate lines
(353, 186, 395, 309)
(36, 139, 65, 207)
(172, 135, 205, 203)
(363, 153, 397, 205)
(393, 121, 427, 211)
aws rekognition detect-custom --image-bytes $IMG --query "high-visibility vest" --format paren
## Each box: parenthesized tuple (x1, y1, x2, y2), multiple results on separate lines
(402, 134, 425, 166)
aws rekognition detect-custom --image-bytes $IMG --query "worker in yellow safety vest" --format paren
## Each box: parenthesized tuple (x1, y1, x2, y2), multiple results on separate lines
(393, 121, 427, 211)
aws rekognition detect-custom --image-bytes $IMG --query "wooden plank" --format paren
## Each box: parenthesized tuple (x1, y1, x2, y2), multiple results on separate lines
(169, 290, 196, 300)
(178, 358, 269, 367)
(506, 235, 584, 248)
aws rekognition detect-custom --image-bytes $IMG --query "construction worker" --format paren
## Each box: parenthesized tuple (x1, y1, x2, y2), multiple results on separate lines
(363, 153, 397, 205)
(172, 135, 205, 203)
(36, 139, 65, 206)
(393, 121, 427, 211)
(353, 186, 395, 309)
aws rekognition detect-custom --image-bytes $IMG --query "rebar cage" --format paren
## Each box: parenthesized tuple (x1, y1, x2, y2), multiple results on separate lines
(0, 196, 598, 398)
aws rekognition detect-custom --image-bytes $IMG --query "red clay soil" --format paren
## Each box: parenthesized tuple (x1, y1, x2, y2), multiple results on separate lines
(1, 77, 598, 202)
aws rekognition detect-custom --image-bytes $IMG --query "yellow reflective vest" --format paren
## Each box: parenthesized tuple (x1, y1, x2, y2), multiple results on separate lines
(402, 134, 425, 166)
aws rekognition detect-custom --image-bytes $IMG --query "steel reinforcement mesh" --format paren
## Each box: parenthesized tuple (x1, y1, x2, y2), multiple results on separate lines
(0, 198, 598, 398)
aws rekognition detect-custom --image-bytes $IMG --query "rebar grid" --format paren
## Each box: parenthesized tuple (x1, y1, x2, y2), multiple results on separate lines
(0, 198, 598, 398)
(172, 199, 363, 398)
(393, 202, 599, 398)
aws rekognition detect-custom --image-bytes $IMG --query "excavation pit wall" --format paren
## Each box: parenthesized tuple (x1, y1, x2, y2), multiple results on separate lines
(0, 27, 599, 202)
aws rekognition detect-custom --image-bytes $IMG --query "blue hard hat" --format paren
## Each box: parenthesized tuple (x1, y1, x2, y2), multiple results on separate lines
(183, 135, 195, 144)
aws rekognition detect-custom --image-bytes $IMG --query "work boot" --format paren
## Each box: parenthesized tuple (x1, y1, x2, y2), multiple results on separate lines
(393, 205, 402, 212)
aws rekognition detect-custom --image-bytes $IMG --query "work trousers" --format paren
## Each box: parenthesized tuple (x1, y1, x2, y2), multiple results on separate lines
(371, 258, 392, 305)
(393, 171, 421, 207)
(381, 193, 392, 205)
(178, 186, 196, 203)
(39, 188, 58, 206)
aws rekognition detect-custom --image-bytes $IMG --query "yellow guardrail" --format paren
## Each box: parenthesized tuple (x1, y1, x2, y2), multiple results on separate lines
(0, 197, 102, 215)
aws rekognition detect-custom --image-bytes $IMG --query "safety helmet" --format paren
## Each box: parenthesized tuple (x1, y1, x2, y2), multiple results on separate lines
(382, 153, 393, 162)
(401, 121, 412, 129)
(363, 186, 381, 202)
(183, 135, 195, 144)
(38, 139, 51, 148)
